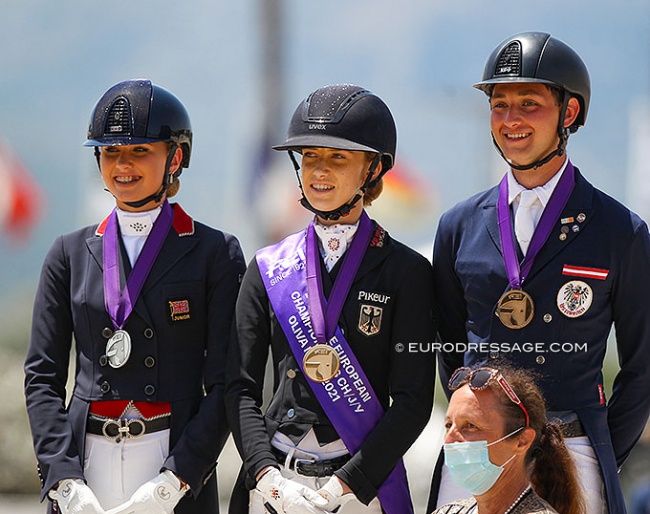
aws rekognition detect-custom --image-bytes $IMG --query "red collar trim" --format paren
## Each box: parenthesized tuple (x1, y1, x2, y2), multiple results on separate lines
(95, 203, 195, 237)
(95, 214, 110, 236)
(171, 203, 195, 236)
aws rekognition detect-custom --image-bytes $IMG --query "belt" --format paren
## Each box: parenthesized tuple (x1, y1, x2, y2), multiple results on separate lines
(559, 419, 586, 438)
(271, 447, 350, 477)
(87, 414, 170, 442)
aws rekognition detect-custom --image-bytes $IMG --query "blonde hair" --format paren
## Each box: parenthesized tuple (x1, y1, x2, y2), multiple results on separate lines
(166, 176, 180, 198)
(165, 142, 182, 198)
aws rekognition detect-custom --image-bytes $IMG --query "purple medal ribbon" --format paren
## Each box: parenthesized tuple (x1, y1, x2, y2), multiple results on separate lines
(497, 162, 576, 289)
(306, 211, 373, 344)
(102, 200, 173, 330)
(256, 212, 414, 514)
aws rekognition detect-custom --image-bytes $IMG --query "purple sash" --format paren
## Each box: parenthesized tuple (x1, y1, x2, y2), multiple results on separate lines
(497, 162, 576, 289)
(256, 214, 414, 514)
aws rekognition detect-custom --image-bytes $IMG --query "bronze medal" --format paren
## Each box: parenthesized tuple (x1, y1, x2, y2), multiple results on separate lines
(495, 290, 534, 329)
(105, 329, 132, 368)
(303, 344, 340, 383)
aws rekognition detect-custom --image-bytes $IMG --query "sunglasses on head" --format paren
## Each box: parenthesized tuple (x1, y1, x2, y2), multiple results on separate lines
(448, 367, 530, 428)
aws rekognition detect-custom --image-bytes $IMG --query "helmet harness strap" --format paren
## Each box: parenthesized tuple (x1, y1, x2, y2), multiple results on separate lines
(289, 151, 381, 221)
(492, 92, 570, 171)
(95, 143, 179, 209)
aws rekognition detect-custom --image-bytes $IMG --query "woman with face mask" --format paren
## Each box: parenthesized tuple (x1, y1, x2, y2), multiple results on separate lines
(433, 366, 585, 514)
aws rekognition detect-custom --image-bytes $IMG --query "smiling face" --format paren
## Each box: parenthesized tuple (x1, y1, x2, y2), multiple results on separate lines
(300, 147, 378, 225)
(99, 142, 182, 212)
(490, 83, 579, 187)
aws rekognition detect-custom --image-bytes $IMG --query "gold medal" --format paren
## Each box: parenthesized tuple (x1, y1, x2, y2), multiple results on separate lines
(303, 344, 340, 383)
(495, 290, 534, 329)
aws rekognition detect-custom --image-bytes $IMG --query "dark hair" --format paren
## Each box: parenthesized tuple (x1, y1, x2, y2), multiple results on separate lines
(485, 83, 565, 108)
(362, 152, 383, 206)
(488, 365, 585, 514)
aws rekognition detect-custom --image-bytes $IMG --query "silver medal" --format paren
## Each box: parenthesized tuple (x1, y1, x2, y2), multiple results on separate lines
(105, 329, 132, 368)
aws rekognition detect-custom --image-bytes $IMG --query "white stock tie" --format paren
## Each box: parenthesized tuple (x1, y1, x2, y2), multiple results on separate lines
(514, 190, 539, 256)
(313, 222, 358, 272)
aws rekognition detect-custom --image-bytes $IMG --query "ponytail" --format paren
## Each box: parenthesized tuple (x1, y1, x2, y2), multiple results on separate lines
(529, 423, 586, 514)
(488, 364, 586, 514)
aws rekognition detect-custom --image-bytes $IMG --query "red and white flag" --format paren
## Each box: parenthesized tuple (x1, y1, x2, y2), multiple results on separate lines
(0, 138, 44, 244)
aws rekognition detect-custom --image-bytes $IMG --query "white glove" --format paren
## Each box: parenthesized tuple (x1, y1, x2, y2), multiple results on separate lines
(49, 479, 105, 514)
(316, 476, 355, 512)
(256, 468, 330, 514)
(106, 470, 187, 514)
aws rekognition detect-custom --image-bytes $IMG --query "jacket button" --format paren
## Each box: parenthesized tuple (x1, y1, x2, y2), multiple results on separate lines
(102, 327, 113, 339)
(144, 356, 156, 368)
(144, 385, 156, 396)
(144, 328, 154, 339)
(536, 356, 546, 365)
(287, 369, 296, 379)
(543, 313, 553, 323)
(287, 408, 295, 419)
(100, 381, 111, 393)
(99, 355, 108, 367)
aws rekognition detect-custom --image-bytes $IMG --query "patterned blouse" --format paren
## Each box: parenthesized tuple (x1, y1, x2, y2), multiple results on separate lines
(431, 489, 559, 514)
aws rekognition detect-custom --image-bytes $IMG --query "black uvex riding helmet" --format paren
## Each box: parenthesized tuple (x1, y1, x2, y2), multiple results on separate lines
(273, 84, 397, 220)
(474, 32, 591, 170)
(85, 79, 192, 208)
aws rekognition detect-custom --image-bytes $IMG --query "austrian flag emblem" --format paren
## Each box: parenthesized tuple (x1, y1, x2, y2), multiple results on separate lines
(556, 280, 593, 318)
(562, 264, 609, 281)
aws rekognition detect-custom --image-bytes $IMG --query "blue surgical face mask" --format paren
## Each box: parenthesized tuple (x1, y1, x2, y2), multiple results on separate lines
(443, 427, 523, 495)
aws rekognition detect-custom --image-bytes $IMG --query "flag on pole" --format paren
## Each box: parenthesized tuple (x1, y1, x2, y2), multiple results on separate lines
(368, 158, 437, 233)
(0, 138, 44, 244)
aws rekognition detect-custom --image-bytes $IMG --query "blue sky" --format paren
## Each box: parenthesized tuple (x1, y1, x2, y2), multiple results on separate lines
(0, 0, 648, 302)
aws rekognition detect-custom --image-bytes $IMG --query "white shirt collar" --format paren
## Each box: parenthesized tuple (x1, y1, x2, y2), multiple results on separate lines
(115, 206, 162, 237)
(507, 157, 569, 207)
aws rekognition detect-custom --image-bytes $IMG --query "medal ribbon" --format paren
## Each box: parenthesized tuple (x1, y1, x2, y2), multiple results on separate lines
(103, 200, 173, 330)
(497, 161, 576, 289)
(306, 211, 373, 344)
(256, 217, 414, 514)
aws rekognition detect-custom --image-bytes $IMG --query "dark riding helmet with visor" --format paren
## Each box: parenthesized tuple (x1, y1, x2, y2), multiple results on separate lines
(273, 84, 397, 221)
(84, 79, 192, 208)
(474, 32, 591, 170)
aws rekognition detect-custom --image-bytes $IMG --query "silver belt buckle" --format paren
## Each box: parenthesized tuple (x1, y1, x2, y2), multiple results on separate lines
(101, 418, 146, 442)
(293, 456, 316, 475)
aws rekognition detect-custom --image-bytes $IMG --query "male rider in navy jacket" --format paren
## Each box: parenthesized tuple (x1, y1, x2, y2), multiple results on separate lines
(429, 32, 650, 514)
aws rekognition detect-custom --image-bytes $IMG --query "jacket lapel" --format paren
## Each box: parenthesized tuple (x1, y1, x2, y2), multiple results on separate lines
(481, 186, 504, 255)
(326, 221, 394, 288)
(353, 221, 394, 282)
(481, 169, 595, 282)
(525, 169, 594, 281)
(140, 204, 198, 294)
(87, 204, 199, 324)
(140, 229, 199, 294)
(87, 232, 104, 271)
